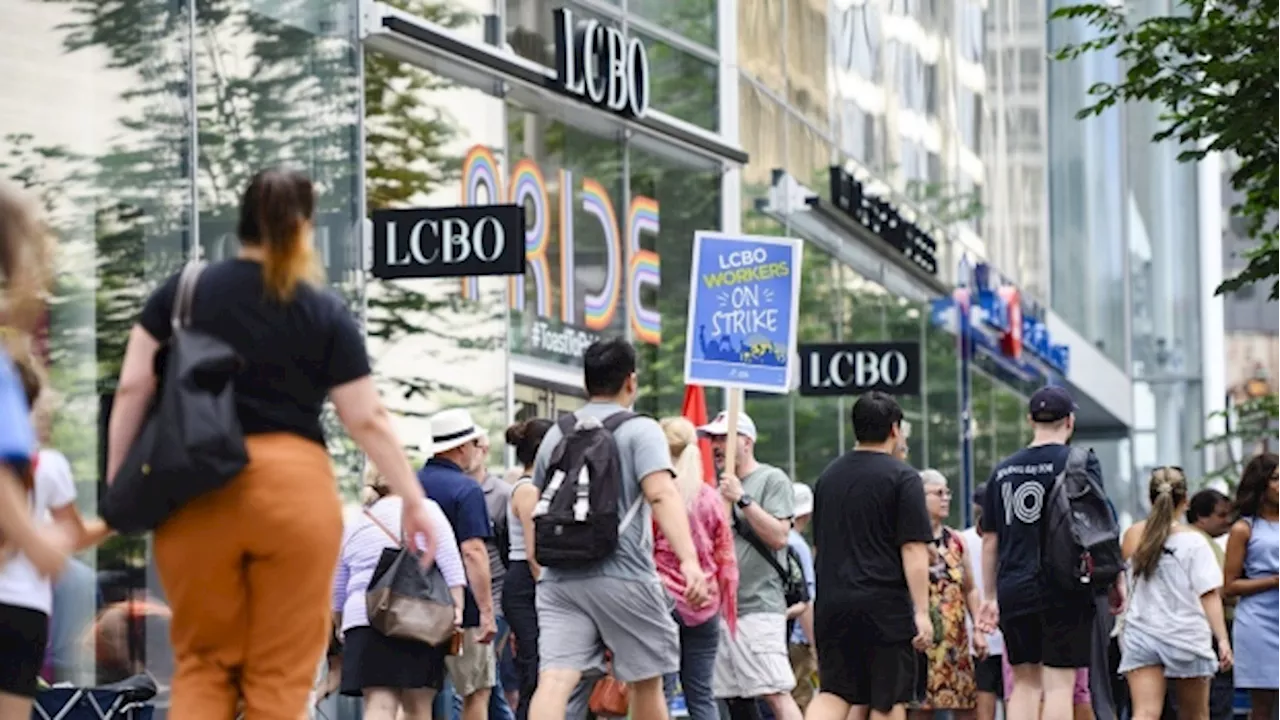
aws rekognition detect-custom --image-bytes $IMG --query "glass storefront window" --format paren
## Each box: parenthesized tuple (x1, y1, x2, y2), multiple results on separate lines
(629, 144, 722, 417)
(790, 245, 845, 486)
(627, 0, 716, 48)
(4, 0, 363, 693)
(641, 30, 719, 131)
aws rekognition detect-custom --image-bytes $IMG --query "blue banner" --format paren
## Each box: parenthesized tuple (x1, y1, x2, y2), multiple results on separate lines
(683, 232, 803, 393)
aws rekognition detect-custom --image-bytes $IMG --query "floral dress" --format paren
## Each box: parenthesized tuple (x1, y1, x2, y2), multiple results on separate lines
(913, 526, 976, 710)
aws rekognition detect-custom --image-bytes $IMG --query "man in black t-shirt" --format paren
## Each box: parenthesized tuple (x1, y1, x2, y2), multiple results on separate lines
(976, 386, 1124, 720)
(807, 392, 934, 720)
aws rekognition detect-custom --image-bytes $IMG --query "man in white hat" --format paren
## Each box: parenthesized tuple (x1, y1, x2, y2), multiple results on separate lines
(418, 408, 497, 720)
(698, 411, 803, 720)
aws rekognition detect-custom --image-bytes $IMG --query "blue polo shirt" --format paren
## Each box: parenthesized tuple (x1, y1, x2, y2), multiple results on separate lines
(418, 457, 492, 628)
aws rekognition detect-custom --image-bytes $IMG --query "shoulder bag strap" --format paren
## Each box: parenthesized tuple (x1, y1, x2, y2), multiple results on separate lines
(1066, 445, 1089, 476)
(171, 261, 207, 330)
(602, 410, 640, 432)
(733, 511, 790, 582)
(556, 412, 578, 436)
(363, 505, 402, 547)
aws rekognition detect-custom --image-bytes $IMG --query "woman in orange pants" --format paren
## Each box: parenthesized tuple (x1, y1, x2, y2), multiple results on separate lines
(106, 170, 439, 719)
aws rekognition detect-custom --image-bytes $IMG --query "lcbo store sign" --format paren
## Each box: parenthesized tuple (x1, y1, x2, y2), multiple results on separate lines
(798, 342, 922, 397)
(554, 7, 651, 119)
(369, 205, 526, 280)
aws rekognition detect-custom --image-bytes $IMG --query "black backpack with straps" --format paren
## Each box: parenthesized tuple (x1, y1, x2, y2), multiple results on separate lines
(1041, 446, 1124, 597)
(533, 411, 644, 569)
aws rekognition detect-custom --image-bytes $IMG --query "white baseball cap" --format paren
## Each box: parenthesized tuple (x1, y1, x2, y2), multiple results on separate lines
(697, 410, 758, 441)
(793, 482, 814, 517)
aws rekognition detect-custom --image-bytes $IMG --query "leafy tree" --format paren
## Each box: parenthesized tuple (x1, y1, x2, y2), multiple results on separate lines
(1051, 1, 1279, 300)
(1198, 393, 1279, 489)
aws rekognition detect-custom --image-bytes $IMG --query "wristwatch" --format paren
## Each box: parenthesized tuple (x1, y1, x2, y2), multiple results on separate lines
(736, 494, 754, 509)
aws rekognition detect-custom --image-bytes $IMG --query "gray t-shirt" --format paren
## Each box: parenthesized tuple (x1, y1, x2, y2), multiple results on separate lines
(533, 402, 674, 585)
(732, 464, 796, 616)
(481, 473, 512, 611)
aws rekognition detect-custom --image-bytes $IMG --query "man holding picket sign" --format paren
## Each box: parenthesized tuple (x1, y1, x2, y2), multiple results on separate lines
(683, 230, 807, 720)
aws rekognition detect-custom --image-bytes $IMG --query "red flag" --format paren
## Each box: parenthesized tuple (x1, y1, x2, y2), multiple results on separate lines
(680, 384, 716, 485)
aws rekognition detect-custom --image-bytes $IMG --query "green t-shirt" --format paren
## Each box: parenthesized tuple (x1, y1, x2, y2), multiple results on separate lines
(732, 464, 796, 616)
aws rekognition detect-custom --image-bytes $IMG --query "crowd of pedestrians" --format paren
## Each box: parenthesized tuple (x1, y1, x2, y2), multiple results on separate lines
(0, 172, 1277, 720)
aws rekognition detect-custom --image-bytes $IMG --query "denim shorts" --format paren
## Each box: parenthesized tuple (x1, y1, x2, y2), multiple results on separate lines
(1118, 626, 1218, 679)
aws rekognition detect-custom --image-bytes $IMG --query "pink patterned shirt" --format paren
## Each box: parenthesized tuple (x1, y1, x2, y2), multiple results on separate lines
(654, 484, 739, 635)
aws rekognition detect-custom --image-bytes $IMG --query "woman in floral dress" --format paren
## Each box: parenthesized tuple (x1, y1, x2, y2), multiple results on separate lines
(911, 470, 986, 720)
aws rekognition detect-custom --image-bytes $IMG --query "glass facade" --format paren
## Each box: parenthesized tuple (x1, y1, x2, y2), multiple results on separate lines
(1, 0, 363, 694)
(740, 0, 1037, 527)
(10, 0, 1222, 704)
(1046, 2, 1129, 367)
(1045, 0, 1208, 492)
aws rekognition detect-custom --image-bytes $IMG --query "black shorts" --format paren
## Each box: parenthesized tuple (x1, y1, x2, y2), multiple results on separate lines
(974, 654, 1004, 696)
(1001, 604, 1094, 669)
(0, 603, 49, 698)
(815, 601, 919, 712)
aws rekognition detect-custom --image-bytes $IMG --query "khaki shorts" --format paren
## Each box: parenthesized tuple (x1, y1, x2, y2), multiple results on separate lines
(444, 628, 497, 697)
(713, 613, 795, 698)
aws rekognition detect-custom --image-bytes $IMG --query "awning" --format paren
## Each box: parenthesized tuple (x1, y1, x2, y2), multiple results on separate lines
(359, 0, 748, 170)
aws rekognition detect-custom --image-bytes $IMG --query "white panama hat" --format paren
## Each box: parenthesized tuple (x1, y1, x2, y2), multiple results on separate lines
(428, 408, 485, 455)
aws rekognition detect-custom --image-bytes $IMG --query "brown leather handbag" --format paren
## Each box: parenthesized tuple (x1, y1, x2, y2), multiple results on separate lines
(588, 653, 630, 718)
(364, 507, 456, 646)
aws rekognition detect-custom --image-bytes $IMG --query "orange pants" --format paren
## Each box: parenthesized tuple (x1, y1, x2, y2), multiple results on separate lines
(155, 433, 343, 719)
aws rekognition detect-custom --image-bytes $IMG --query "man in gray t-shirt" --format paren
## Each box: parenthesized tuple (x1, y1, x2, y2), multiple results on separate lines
(472, 436, 511, 611)
(528, 339, 709, 719)
(700, 410, 803, 720)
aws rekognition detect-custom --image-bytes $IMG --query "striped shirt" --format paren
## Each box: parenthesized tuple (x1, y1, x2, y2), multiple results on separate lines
(332, 496, 466, 634)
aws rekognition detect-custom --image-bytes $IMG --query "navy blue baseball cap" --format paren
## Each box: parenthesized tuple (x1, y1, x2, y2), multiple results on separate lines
(1028, 386, 1076, 422)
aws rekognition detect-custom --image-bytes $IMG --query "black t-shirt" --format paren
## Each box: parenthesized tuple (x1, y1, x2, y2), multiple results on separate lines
(812, 450, 933, 642)
(138, 259, 371, 446)
(979, 443, 1104, 618)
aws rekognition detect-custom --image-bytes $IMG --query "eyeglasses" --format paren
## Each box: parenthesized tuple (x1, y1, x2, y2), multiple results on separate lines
(928, 489, 952, 499)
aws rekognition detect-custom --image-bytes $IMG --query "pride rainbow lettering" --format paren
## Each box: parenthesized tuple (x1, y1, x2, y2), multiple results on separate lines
(459, 144, 662, 345)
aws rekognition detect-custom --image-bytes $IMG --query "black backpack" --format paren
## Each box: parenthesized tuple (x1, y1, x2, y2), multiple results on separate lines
(532, 411, 643, 569)
(1041, 446, 1123, 597)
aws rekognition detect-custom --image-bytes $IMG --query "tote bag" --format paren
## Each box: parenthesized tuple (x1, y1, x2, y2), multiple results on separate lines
(102, 261, 249, 533)
(364, 507, 456, 646)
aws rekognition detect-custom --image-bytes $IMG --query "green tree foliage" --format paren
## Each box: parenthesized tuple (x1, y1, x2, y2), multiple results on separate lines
(1051, 1, 1279, 299)
(1198, 393, 1279, 489)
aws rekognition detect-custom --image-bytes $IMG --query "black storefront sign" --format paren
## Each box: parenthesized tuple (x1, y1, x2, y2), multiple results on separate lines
(553, 7, 651, 119)
(370, 205, 525, 280)
(828, 167, 939, 276)
(798, 341, 922, 396)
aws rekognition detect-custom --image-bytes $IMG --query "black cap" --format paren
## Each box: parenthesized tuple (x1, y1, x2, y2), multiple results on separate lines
(1028, 386, 1076, 422)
